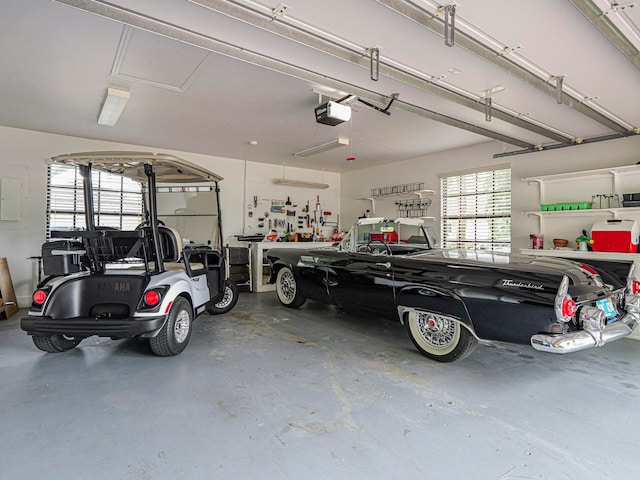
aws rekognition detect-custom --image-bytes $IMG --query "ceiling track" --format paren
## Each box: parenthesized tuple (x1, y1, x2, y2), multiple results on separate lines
(52, 0, 534, 150)
(377, 0, 633, 135)
(493, 130, 639, 158)
(188, 0, 568, 143)
(568, 0, 640, 71)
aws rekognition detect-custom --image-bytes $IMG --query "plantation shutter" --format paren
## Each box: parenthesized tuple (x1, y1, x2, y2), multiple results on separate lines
(47, 163, 143, 237)
(440, 166, 511, 252)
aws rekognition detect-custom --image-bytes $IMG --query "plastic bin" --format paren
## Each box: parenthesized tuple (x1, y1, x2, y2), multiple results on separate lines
(540, 202, 592, 212)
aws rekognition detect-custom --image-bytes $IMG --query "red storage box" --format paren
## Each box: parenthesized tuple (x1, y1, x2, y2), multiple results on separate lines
(370, 232, 398, 243)
(591, 219, 639, 253)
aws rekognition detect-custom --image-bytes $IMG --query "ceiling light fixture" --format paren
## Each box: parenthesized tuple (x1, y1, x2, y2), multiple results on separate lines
(274, 179, 329, 189)
(294, 137, 349, 158)
(97, 87, 130, 126)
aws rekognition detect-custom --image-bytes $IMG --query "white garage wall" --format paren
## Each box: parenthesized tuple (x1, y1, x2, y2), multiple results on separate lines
(341, 136, 640, 250)
(3, 124, 639, 306)
(0, 126, 339, 305)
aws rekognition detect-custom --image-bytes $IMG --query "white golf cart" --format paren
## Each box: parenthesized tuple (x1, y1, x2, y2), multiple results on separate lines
(21, 151, 238, 356)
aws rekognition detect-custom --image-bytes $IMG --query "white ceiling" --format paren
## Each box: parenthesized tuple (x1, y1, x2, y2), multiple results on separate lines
(0, 0, 638, 173)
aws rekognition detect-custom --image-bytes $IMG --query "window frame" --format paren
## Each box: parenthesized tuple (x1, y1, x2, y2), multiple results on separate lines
(46, 163, 144, 238)
(440, 164, 511, 252)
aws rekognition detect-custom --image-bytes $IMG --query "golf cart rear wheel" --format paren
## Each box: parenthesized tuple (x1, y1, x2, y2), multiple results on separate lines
(150, 296, 193, 356)
(32, 334, 81, 353)
(207, 279, 238, 315)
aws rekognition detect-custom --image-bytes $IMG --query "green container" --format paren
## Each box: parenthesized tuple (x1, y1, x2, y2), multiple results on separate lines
(564, 202, 592, 210)
(541, 202, 592, 212)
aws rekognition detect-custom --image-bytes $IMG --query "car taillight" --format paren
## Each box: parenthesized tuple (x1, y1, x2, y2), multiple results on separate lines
(631, 280, 640, 294)
(33, 290, 47, 305)
(561, 297, 577, 317)
(144, 290, 161, 307)
(555, 276, 576, 322)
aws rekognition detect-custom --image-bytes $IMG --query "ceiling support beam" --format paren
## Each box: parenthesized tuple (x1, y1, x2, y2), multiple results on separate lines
(494, 130, 639, 158)
(188, 0, 569, 143)
(377, 0, 632, 135)
(53, 0, 535, 150)
(567, 0, 640, 72)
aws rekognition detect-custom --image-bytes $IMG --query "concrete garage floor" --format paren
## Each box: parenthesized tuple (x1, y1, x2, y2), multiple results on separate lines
(1, 292, 639, 480)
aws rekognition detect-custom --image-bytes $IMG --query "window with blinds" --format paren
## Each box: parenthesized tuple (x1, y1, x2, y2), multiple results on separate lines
(46, 163, 144, 237)
(440, 166, 511, 252)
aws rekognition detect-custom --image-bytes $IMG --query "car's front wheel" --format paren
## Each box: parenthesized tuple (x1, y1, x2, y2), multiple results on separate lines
(207, 279, 239, 315)
(32, 334, 81, 353)
(406, 310, 477, 362)
(275, 266, 306, 308)
(150, 296, 192, 356)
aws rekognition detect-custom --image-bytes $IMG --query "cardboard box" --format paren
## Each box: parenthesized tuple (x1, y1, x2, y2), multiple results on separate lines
(591, 220, 639, 253)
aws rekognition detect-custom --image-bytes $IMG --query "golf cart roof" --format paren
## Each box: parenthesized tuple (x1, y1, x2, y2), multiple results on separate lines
(51, 151, 223, 183)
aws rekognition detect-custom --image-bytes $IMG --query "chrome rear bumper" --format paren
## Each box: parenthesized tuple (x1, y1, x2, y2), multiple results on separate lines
(531, 313, 638, 354)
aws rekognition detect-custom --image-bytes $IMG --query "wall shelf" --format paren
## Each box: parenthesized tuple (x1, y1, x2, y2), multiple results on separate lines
(523, 207, 640, 232)
(523, 164, 640, 204)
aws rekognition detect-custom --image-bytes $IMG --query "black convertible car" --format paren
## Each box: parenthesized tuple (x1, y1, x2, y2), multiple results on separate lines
(267, 218, 640, 362)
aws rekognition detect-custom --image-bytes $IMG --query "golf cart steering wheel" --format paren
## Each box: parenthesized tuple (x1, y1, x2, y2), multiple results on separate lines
(136, 219, 165, 229)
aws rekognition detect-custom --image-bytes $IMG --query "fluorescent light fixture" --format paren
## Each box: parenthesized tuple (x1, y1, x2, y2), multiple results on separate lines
(97, 87, 130, 126)
(294, 137, 349, 158)
(274, 179, 329, 189)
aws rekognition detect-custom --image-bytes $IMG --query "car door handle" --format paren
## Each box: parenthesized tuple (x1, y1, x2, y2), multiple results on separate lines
(376, 262, 391, 269)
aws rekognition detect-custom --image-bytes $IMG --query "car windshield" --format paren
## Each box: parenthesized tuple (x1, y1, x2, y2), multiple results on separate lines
(340, 218, 432, 253)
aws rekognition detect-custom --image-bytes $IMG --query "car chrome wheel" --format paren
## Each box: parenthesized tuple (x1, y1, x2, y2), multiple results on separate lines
(406, 309, 477, 362)
(416, 313, 458, 351)
(279, 269, 296, 301)
(174, 309, 191, 343)
(275, 266, 306, 308)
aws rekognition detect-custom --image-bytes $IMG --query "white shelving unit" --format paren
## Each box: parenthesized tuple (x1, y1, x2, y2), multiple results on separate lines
(523, 207, 640, 233)
(521, 164, 640, 234)
(522, 164, 640, 204)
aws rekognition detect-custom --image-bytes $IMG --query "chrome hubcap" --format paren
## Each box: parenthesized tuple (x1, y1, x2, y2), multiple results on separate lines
(174, 310, 190, 343)
(416, 313, 456, 348)
(280, 270, 296, 301)
(215, 285, 233, 309)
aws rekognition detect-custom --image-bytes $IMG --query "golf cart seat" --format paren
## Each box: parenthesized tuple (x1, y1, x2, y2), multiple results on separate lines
(158, 226, 183, 263)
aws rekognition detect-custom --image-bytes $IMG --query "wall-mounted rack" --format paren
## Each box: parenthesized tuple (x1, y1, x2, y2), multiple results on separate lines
(395, 198, 432, 218)
(370, 182, 424, 197)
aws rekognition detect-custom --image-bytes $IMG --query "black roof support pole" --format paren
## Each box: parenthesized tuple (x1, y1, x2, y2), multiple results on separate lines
(144, 164, 164, 273)
(214, 181, 223, 252)
(79, 164, 95, 231)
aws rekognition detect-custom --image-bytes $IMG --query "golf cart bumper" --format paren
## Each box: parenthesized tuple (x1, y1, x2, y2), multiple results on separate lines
(20, 315, 167, 339)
